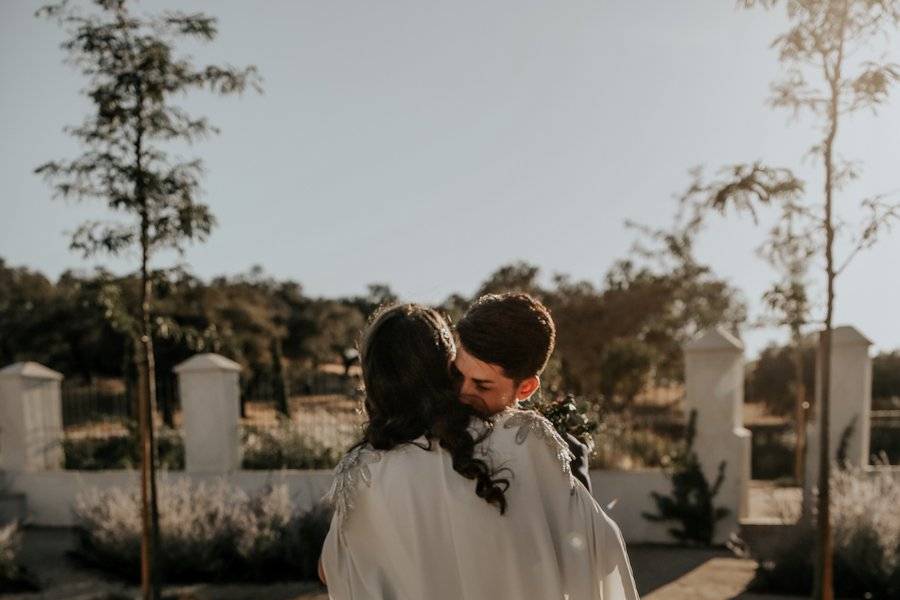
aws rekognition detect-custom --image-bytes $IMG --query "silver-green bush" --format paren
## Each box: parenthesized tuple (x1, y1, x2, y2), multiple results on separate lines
(751, 461, 900, 599)
(73, 479, 331, 583)
(0, 522, 36, 593)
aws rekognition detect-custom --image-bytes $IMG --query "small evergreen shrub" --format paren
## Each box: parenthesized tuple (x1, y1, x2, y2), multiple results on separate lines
(641, 409, 730, 545)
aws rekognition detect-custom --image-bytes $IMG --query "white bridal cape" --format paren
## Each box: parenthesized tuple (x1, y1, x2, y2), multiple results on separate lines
(321, 408, 639, 600)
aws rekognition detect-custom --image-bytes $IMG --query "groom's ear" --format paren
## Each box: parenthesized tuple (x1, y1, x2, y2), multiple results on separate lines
(514, 376, 540, 401)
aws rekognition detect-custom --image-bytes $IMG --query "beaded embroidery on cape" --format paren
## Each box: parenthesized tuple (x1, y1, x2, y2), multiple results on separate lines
(324, 443, 383, 528)
(498, 409, 576, 491)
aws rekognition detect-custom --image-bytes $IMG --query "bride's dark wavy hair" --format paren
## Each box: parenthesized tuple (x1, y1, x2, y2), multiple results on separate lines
(357, 303, 510, 514)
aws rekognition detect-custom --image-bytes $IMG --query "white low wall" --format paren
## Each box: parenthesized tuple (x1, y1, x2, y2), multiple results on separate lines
(590, 469, 674, 544)
(13, 465, 898, 542)
(8, 467, 675, 543)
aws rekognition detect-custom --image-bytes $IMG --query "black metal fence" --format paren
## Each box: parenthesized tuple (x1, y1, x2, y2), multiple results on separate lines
(871, 409, 900, 464)
(61, 374, 180, 432)
(59, 372, 364, 470)
(748, 422, 797, 480)
(57, 373, 899, 473)
(60, 375, 183, 470)
(745, 407, 900, 481)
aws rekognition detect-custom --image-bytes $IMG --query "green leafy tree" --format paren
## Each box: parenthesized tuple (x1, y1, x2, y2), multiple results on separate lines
(347, 283, 399, 319)
(0, 258, 129, 380)
(596, 338, 655, 405)
(0, 258, 58, 366)
(301, 300, 367, 368)
(624, 214, 748, 383)
(464, 249, 745, 401)
(436, 292, 470, 325)
(474, 261, 543, 298)
(746, 342, 816, 416)
(35, 2, 261, 597)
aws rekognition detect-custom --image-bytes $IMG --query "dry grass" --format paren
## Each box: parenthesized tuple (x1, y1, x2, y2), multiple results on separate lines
(242, 395, 365, 452)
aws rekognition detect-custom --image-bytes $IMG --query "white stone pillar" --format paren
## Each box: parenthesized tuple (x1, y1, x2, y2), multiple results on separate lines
(684, 327, 751, 543)
(174, 353, 242, 474)
(804, 326, 872, 508)
(0, 362, 65, 471)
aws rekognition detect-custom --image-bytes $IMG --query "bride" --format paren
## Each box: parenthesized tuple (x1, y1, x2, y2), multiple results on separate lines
(320, 304, 639, 600)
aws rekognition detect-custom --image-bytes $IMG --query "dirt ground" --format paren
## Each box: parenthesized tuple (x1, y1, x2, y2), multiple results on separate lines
(2, 527, 802, 600)
(2, 479, 805, 599)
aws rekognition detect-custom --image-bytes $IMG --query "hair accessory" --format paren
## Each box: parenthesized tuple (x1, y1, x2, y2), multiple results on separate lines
(439, 325, 455, 353)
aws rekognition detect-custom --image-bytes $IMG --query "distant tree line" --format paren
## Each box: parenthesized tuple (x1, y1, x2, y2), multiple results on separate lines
(1, 220, 746, 406)
(0, 258, 368, 385)
(5, 250, 898, 412)
(746, 341, 900, 415)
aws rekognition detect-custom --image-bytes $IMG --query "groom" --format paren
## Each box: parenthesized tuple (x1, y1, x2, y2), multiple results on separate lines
(453, 292, 592, 492)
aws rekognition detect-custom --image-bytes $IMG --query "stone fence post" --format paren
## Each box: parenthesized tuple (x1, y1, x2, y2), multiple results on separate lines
(684, 327, 751, 543)
(0, 362, 65, 472)
(174, 353, 242, 474)
(803, 326, 872, 512)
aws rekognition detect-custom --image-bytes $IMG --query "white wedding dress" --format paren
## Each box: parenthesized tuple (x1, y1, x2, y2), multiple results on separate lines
(321, 408, 640, 600)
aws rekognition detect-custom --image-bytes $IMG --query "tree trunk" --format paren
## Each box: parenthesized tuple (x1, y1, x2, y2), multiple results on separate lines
(135, 327, 160, 600)
(814, 318, 834, 600)
(135, 246, 161, 600)
(134, 80, 161, 600)
(813, 25, 844, 597)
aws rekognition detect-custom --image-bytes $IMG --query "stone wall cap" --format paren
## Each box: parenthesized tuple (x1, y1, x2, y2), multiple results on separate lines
(825, 325, 872, 347)
(685, 326, 744, 353)
(174, 353, 242, 374)
(0, 361, 64, 381)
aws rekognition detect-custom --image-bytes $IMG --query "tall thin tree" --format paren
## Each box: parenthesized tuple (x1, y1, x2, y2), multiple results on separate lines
(738, 3, 900, 597)
(35, 2, 261, 598)
(684, 3, 900, 596)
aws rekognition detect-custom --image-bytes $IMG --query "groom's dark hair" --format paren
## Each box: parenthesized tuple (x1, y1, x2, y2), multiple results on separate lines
(456, 292, 556, 381)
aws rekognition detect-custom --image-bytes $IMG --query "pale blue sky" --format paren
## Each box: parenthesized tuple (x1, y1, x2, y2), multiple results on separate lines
(2, 0, 899, 357)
